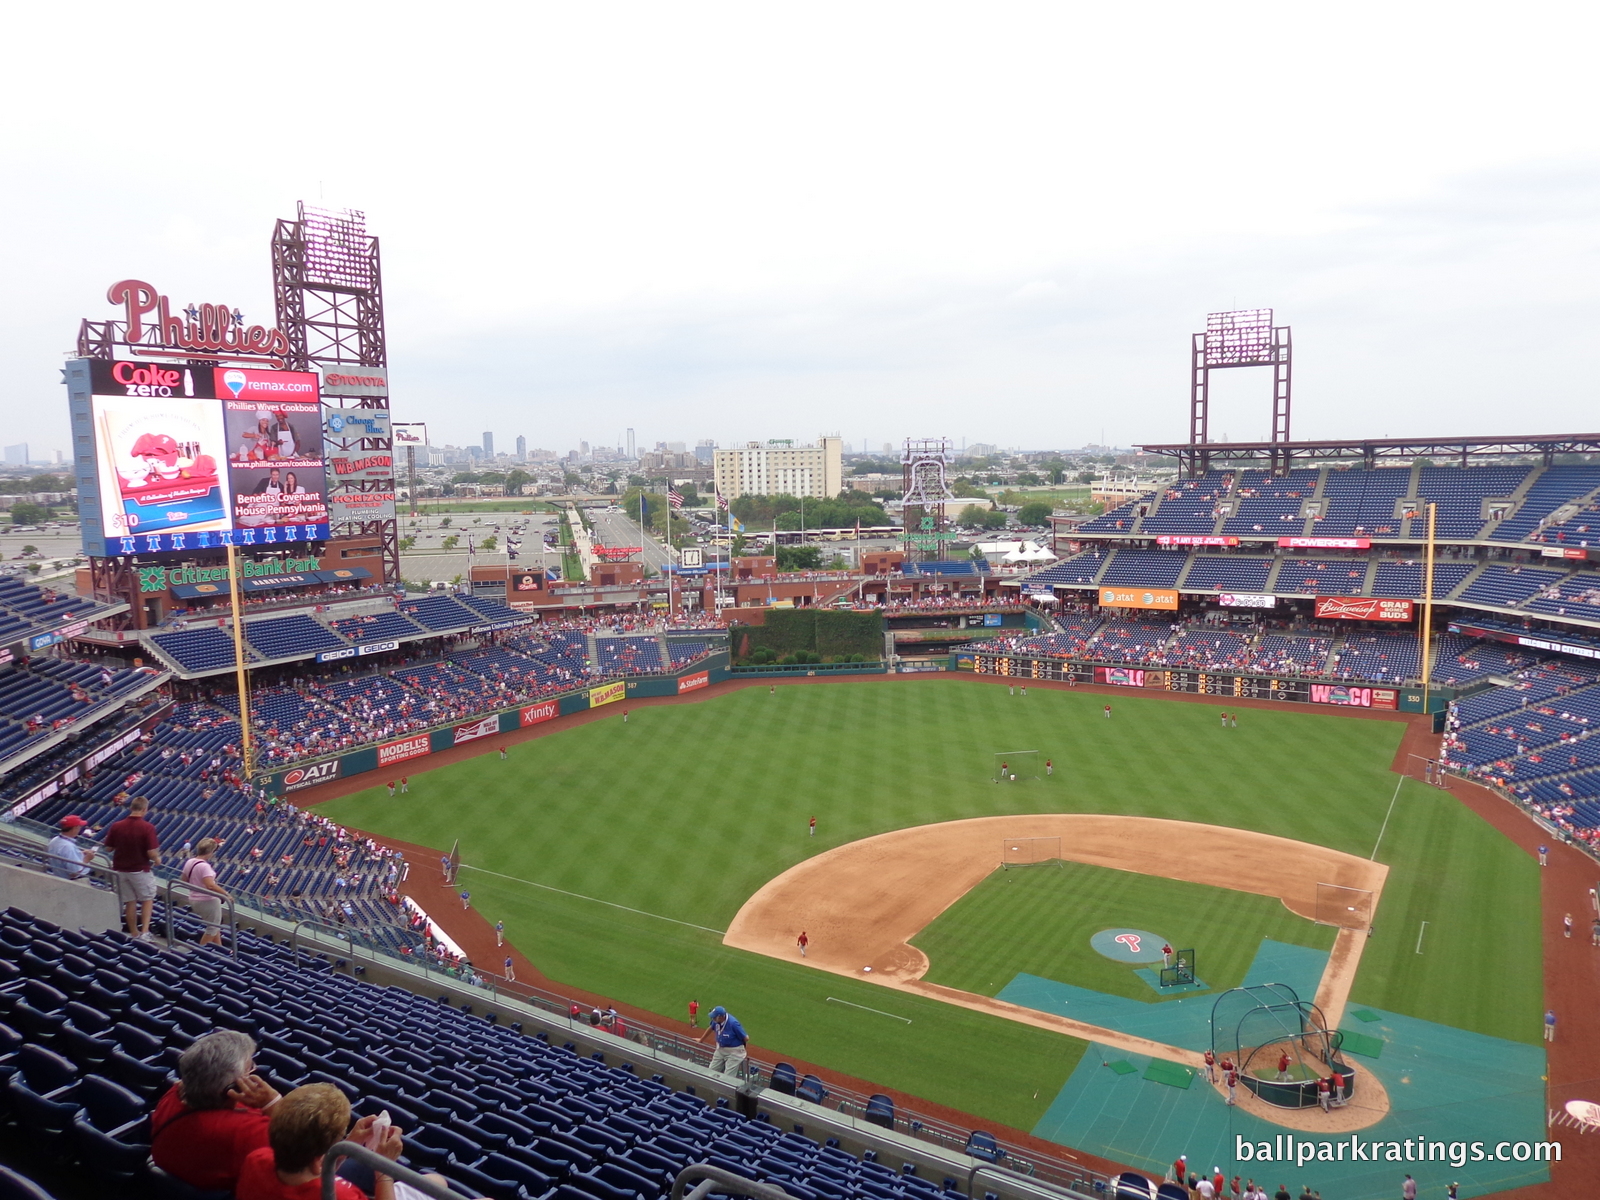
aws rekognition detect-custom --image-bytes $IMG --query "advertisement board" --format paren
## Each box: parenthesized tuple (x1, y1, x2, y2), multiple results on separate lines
(520, 699, 560, 726)
(1095, 665, 1149, 687)
(83, 360, 330, 554)
(589, 681, 626, 708)
(320, 368, 390, 398)
(328, 490, 398, 522)
(329, 452, 395, 482)
(1278, 537, 1371, 550)
(281, 759, 342, 793)
(453, 715, 500, 745)
(377, 734, 432, 768)
(1314, 596, 1414, 622)
(677, 670, 710, 694)
(324, 408, 391, 440)
(1218, 593, 1276, 608)
(1310, 684, 1398, 709)
(1156, 535, 1239, 547)
(1099, 586, 1179, 611)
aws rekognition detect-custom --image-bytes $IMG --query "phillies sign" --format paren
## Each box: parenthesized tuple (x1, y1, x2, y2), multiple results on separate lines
(106, 279, 290, 365)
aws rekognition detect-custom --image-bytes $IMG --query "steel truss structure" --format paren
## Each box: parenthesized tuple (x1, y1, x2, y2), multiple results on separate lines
(1189, 309, 1292, 476)
(1140, 431, 1600, 475)
(901, 438, 956, 560)
(272, 203, 398, 583)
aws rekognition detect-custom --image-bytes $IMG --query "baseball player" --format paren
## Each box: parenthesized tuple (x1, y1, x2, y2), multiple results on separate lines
(399, 776, 409, 794)
(1564, 913, 1573, 938)
(1167, 1155, 1187, 1185)
(809, 816, 816, 837)
(1203, 1048, 1217, 1084)
(1538, 844, 1548, 866)
(1276, 1051, 1291, 1082)
(1162, 943, 1174, 968)
(1221, 711, 1228, 728)
(1045, 758, 1053, 776)
(1317, 1076, 1331, 1112)
(386, 781, 396, 798)
(1104, 704, 1112, 719)
(797, 931, 809, 958)
(1331, 1067, 1347, 1107)
(1222, 1061, 1238, 1105)
(500, 746, 508, 760)
(1229, 711, 1238, 728)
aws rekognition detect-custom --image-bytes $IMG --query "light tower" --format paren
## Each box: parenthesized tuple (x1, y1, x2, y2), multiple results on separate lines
(1188, 309, 1293, 477)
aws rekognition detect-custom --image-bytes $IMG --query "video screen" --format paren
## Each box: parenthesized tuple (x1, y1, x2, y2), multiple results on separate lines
(84, 361, 332, 554)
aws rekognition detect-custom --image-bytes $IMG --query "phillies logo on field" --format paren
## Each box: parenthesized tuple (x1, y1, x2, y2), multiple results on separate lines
(1114, 933, 1143, 954)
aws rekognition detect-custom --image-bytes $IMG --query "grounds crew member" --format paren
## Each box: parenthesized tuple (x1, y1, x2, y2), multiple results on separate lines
(698, 1005, 750, 1084)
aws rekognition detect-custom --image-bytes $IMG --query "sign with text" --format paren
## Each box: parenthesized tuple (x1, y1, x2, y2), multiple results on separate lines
(1218, 593, 1276, 609)
(1099, 586, 1179, 611)
(281, 759, 341, 793)
(1156, 535, 1239, 547)
(328, 490, 398, 522)
(520, 699, 560, 726)
(320, 368, 390, 398)
(1310, 684, 1398, 709)
(377, 734, 432, 767)
(677, 670, 709, 694)
(1278, 537, 1372, 550)
(452, 714, 500, 745)
(589, 680, 626, 708)
(1315, 596, 1414, 622)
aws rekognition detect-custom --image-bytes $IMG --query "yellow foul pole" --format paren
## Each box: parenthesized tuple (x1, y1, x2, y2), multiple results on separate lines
(1420, 501, 1437, 719)
(225, 543, 254, 780)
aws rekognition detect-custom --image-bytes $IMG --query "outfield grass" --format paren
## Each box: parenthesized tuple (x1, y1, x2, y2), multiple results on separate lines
(913, 862, 1337, 1001)
(316, 679, 1543, 1131)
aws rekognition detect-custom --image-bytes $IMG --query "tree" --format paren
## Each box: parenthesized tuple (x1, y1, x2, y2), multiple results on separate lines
(398, 536, 416, 552)
(950, 478, 989, 498)
(1043, 460, 1067, 485)
(1017, 502, 1054, 526)
(1016, 472, 1042, 486)
(563, 472, 583, 489)
(774, 511, 801, 531)
(442, 535, 460, 551)
(504, 469, 531, 495)
(440, 516, 452, 527)
(20, 544, 39, 555)
(8, 502, 48, 525)
(481, 536, 497, 551)
(1076, 471, 1096, 484)
(776, 545, 822, 571)
(959, 505, 1007, 530)
(452, 472, 482, 484)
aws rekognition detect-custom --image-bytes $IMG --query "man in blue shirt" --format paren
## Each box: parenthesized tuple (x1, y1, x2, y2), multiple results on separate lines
(697, 1005, 749, 1084)
(46, 815, 95, 880)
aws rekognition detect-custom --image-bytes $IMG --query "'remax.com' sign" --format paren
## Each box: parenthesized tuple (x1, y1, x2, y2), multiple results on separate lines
(1314, 596, 1414, 622)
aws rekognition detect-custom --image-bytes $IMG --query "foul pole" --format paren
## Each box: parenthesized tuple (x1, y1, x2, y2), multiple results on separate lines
(1420, 501, 1437, 718)
(225, 543, 254, 779)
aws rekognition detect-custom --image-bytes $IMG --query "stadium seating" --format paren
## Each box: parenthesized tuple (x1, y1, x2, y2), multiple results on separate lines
(1138, 473, 1233, 536)
(1219, 469, 1319, 536)
(1273, 557, 1369, 596)
(1415, 466, 1531, 540)
(1069, 497, 1150, 535)
(1456, 566, 1568, 610)
(595, 637, 666, 675)
(1179, 557, 1272, 593)
(1097, 549, 1187, 588)
(0, 906, 1000, 1200)
(399, 595, 481, 632)
(1150, 629, 1252, 669)
(898, 562, 987, 578)
(1489, 465, 1600, 543)
(148, 627, 252, 673)
(1315, 466, 1411, 538)
(1085, 619, 1172, 661)
(667, 641, 716, 667)
(1328, 634, 1419, 683)
(1368, 561, 1475, 600)
(1244, 634, 1331, 676)
(329, 611, 425, 643)
(1020, 551, 1107, 588)
(0, 661, 155, 763)
(1520, 572, 1600, 620)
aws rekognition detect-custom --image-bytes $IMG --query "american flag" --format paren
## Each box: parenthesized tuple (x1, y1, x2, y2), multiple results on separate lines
(668, 489, 684, 510)
(715, 490, 729, 512)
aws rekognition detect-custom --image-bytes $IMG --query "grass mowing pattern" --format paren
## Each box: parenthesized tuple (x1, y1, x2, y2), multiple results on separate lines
(912, 862, 1337, 1000)
(316, 680, 1542, 1132)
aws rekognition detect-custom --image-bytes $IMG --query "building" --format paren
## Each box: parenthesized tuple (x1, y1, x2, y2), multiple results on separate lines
(515, 435, 526, 460)
(482, 432, 494, 457)
(713, 437, 843, 502)
(695, 440, 716, 464)
(3, 444, 27, 466)
(626, 429, 636, 458)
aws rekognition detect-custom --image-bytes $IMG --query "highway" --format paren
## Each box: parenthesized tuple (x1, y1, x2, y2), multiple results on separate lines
(588, 507, 674, 573)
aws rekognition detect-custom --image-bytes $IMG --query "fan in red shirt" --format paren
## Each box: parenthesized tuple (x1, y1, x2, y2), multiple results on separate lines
(237, 1083, 401, 1200)
(151, 1031, 280, 1191)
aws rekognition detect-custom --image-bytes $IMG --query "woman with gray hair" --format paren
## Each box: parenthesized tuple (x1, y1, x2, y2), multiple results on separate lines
(151, 1030, 282, 1192)
(181, 837, 231, 947)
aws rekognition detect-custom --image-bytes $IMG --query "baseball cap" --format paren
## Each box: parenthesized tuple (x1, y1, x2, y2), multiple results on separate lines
(59, 816, 88, 831)
(710, 1006, 727, 1019)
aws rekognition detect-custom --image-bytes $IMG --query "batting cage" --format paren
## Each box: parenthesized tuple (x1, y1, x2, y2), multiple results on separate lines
(1210, 983, 1355, 1109)
(1000, 836, 1062, 868)
(991, 751, 1040, 783)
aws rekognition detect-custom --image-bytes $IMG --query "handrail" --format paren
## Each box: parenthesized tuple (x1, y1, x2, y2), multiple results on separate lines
(162, 869, 238, 957)
(320, 1141, 455, 1200)
(672, 1163, 797, 1200)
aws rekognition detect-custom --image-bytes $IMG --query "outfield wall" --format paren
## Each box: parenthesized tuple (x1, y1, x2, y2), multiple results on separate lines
(963, 650, 1462, 714)
(261, 651, 731, 796)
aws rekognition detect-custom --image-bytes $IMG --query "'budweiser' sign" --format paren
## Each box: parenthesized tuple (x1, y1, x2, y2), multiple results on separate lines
(1314, 596, 1414, 621)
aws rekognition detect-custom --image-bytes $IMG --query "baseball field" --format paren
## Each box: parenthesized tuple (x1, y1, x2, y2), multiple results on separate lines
(314, 678, 1542, 1135)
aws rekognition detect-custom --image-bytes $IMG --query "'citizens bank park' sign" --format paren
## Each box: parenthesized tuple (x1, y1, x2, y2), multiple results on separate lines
(1314, 596, 1414, 622)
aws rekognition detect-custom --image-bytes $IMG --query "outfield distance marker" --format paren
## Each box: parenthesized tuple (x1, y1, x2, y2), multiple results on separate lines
(826, 996, 911, 1023)
(1415, 920, 1428, 955)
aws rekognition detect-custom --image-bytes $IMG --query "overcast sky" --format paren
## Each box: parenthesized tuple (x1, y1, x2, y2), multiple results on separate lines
(4, 3, 1597, 460)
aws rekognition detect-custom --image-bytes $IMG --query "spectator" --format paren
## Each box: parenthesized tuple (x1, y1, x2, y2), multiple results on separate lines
(181, 837, 231, 947)
(103, 795, 161, 940)
(236, 1082, 402, 1200)
(697, 1005, 750, 1084)
(46, 814, 94, 880)
(151, 1031, 281, 1191)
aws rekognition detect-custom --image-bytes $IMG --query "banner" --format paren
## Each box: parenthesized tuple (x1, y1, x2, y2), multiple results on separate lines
(1218, 593, 1276, 609)
(677, 670, 709, 694)
(520, 699, 560, 726)
(328, 490, 398, 522)
(320, 369, 390, 398)
(1310, 684, 1398, 709)
(377, 733, 432, 767)
(281, 759, 341, 793)
(453, 714, 500, 745)
(1315, 596, 1414, 622)
(1095, 666, 1150, 687)
(589, 680, 626, 708)
(1278, 537, 1371, 550)
(1156, 535, 1239, 547)
(1099, 586, 1178, 611)
(329, 453, 395, 482)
